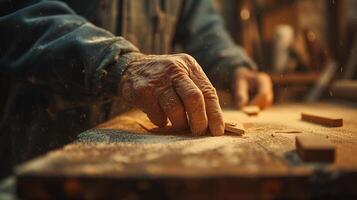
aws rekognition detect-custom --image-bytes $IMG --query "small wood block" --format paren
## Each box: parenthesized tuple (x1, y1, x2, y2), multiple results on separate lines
(301, 113, 343, 127)
(225, 122, 245, 135)
(295, 135, 335, 162)
(242, 106, 260, 116)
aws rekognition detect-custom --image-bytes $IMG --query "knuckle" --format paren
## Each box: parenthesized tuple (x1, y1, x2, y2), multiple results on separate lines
(177, 53, 198, 68)
(184, 89, 204, 102)
(164, 58, 184, 73)
(163, 58, 177, 67)
(201, 85, 218, 100)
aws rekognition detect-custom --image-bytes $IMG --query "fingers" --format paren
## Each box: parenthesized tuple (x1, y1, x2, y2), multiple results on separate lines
(144, 102, 168, 128)
(121, 77, 168, 127)
(189, 70, 225, 136)
(158, 88, 189, 131)
(175, 54, 224, 136)
(250, 73, 273, 109)
(172, 75, 208, 136)
(122, 53, 225, 136)
(234, 74, 249, 108)
(233, 67, 273, 109)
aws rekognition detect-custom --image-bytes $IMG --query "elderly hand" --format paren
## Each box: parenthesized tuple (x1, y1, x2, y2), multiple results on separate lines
(119, 54, 224, 136)
(233, 67, 273, 109)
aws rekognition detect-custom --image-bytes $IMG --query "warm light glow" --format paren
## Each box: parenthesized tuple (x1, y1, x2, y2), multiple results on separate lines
(240, 9, 250, 20)
(307, 31, 316, 42)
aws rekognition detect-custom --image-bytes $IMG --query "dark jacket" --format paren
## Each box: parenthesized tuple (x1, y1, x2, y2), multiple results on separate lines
(0, 0, 255, 178)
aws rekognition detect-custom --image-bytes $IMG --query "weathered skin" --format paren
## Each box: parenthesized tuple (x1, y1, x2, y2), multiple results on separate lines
(120, 54, 224, 136)
(233, 68, 273, 109)
(0, 0, 274, 178)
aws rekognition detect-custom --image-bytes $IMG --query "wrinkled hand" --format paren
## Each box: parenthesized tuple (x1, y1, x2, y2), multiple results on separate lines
(120, 54, 224, 136)
(233, 67, 273, 109)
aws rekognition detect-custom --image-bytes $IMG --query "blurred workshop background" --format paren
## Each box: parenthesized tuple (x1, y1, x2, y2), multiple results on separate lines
(214, 0, 357, 104)
(1, 1, 357, 199)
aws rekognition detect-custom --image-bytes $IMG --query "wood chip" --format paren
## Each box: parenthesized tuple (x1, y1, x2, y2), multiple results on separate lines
(242, 106, 260, 116)
(295, 135, 335, 162)
(225, 122, 245, 135)
(275, 130, 302, 134)
(301, 113, 343, 127)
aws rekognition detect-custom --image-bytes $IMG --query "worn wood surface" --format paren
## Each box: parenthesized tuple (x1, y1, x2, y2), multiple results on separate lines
(296, 135, 335, 162)
(16, 102, 357, 199)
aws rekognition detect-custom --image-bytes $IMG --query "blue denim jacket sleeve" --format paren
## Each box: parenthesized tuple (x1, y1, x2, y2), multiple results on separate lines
(0, 0, 141, 106)
(175, 0, 257, 90)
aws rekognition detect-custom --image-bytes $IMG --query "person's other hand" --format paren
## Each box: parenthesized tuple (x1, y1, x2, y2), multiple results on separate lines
(119, 54, 224, 136)
(233, 67, 273, 109)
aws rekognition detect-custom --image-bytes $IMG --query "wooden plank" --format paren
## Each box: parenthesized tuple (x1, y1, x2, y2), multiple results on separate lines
(296, 135, 335, 162)
(15, 102, 357, 199)
(224, 122, 245, 135)
(301, 113, 343, 127)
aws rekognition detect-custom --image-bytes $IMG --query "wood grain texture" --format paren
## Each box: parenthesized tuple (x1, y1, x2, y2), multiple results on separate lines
(16, 102, 357, 199)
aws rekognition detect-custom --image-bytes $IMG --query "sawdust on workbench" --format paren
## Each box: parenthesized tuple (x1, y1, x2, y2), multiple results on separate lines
(17, 102, 357, 177)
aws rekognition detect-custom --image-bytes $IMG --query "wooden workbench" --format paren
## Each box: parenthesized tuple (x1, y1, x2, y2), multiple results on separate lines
(16, 102, 357, 199)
